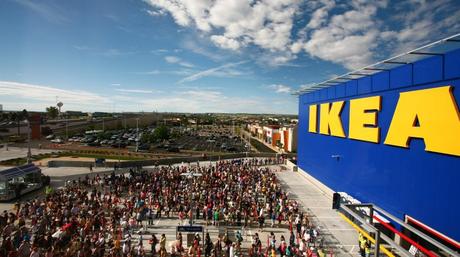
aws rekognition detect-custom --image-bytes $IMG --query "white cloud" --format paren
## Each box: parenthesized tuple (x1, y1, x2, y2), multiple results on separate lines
(178, 61, 247, 83)
(302, 3, 381, 69)
(134, 69, 195, 76)
(306, 0, 335, 29)
(182, 39, 224, 61)
(0, 81, 112, 111)
(145, 8, 166, 16)
(13, 0, 69, 23)
(268, 84, 292, 94)
(147, 0, 460, 71)
(164, 55, 195, 68)
(145, 0, 302, 64)
(382, 0, 460, 54)
(210, 35, 242, 51)
(0, 81, 296, 114)
(115, 88, 155, 94)
(139, 89, 295, 114)
(150, 49, 169, 54)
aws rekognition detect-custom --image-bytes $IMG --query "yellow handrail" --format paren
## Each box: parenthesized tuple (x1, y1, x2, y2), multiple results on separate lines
(338, 212, 396, 257)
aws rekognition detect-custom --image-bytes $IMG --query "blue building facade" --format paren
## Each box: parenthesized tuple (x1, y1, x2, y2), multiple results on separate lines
(298, 48, 460, 242)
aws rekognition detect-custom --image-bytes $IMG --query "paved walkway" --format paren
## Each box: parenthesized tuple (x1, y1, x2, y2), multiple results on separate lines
(275, 168, 359, 256)
(0, 146, 60, 161)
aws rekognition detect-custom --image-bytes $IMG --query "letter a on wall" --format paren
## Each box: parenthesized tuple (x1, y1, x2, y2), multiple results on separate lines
(384, 86, 460, 156)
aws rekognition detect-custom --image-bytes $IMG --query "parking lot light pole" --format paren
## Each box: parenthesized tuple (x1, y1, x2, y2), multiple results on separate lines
(136, 118, 139, 152)
(25, 120, 31, 164)
(65, 115, 68, 141)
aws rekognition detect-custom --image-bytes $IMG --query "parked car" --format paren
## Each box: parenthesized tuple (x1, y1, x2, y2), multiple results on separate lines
(111, 141, 127, 148)
(88, 141, 100, 147)
(50, 138, 64, 144)
(46, 134, 55, 140)
(167, 146, 180, 152)
(138, 143, 150, 151)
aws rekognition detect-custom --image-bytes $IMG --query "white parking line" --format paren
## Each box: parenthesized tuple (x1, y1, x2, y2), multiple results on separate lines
(349, 245, 356, 253)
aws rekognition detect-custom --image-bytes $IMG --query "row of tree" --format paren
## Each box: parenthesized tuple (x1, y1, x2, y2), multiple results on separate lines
(140, 125, 170, 144)
(0, 109, 29, 135)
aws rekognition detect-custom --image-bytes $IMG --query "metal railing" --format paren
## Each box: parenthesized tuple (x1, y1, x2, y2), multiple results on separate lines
(338, 201, 460, 257)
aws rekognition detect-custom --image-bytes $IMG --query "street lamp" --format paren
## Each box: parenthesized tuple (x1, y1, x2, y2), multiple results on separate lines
(65, 115, 69, 141)
(25, 119, 31, 164)
(135, 118, 140, 152)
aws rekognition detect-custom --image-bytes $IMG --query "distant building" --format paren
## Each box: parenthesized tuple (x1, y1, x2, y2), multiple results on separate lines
(279, 125, 297, 152)
(29, 113, 42, 140)
(247, 123, 297, 153)
(92, 112, 111, 118)
(0, 104, 3, 112)
(65, 110, 85, 117)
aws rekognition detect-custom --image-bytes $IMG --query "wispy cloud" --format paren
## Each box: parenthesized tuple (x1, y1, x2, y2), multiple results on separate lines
(115, 88, 156, 94)
(178, 61, 247, 83)
(73, 45, 136, 57)
(182, 39, 223, 61)
(100, 48, 136, 57)
(0, 81, 111, 110)
(138, 89, 293, 114)
(145, 8, 166, 17)
(134, 69, 194, 76)
(13, 0, 69, 24)
(73, 45, 91, 51)
(164, 56, 194, 68)
(268, 84, 292, 94)
(0, 81, 296, 114)
(151, 49, 169, 55)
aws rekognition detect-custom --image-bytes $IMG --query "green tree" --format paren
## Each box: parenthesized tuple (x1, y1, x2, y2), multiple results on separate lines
(153, 125, 169, 141)
(10, 111, 25, 136)
(21, 109, 29, 120)
(46, 106, 59, 119)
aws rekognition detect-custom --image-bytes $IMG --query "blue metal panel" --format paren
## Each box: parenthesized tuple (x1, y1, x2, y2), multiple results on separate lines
(320, 88, 328, 101)
(372, 71, 390, 92)
(298, 50, 460, 242)
(336, 83, 346, 98)
(390, 64, 412, 89)
(313, 91, 319, 102)
(328, 86, 336, 99)
(445, 48, 460, 80)
(346, 80, 358, 96)
(357, 76, 372, 94)
(306, 93, 312, 103)
(413, 55, 443, 85)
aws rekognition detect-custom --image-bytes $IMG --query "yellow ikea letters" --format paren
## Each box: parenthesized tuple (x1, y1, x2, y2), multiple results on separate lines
(308, 86, 460, 157)
(349, 96, 381, 143)
(308, 105, 318, 133)
(319, 101, 346, 137)
(384, 86, 460, 156)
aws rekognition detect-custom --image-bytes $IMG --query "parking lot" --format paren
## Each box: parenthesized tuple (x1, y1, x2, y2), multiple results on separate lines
(42, 125, 251, 154)
(169, 134, 247, 152)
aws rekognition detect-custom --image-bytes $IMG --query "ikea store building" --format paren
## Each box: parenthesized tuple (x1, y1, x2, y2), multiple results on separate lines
(297, 40, 460, 250)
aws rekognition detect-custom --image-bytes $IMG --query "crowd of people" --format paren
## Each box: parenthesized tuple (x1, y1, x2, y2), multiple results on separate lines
(0, 158, 329, 257)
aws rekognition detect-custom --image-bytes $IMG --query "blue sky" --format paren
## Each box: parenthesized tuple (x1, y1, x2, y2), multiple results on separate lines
(0, 0, 459, 114)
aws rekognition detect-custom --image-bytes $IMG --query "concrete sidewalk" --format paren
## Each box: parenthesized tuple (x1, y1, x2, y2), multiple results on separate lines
(275, 167, 360, 256)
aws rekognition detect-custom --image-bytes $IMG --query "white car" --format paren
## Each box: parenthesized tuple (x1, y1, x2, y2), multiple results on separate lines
(51, 138, 64, 144)
(46, 134, 55, 140)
